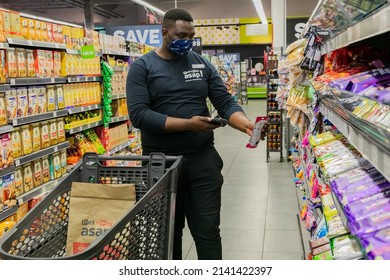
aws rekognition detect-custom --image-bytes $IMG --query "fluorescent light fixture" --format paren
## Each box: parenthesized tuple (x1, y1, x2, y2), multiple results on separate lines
(251, 0, 268, 24)
(20, 12, 83, 28)
(131, 0, 165, 16)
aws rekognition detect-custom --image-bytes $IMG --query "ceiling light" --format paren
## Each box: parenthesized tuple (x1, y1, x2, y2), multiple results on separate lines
(251, 0, 268, 24)
(19, 12, 83, 28)
(131, 0, 165, 16)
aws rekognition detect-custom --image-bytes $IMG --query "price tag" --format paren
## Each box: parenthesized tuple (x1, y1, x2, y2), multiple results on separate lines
(51, 78, 55, 83)
(76, 77, 80, 82)
(55, 43, 59, 48)
(8, 38, 13, 44)
(28, 40, 33, 46)
(54, 146, 58, 152)
(15, 159, 20, 166)
(53, 111, 57, 117)
(10, 79, 15, 85)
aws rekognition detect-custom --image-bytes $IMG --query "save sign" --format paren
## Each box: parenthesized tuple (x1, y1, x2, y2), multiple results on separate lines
(105, 25, 162, 47)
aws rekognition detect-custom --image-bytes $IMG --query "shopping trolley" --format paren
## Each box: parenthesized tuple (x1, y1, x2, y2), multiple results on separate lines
(0, 152, 183, 260)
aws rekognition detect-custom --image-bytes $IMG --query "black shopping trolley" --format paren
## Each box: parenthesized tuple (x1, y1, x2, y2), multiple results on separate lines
(0, 153, 183, 260)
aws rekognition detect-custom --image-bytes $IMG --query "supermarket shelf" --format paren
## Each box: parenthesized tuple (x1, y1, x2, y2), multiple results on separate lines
(7, 38, 66, 50)
(65, 120, 103, 134)
(320, 103, 390, 182)
(0, 206, 18, 221)
(17, 160, 82, 205)
(106, 140, 133, 156)
(67, 76, 101, 83)
(67, 104, 102, 115)
(130, 144, 142, 153)
(112, 66, 127, 72)
(0, 166, 16, 178)
(102, 49, 130, 56)
(0, 84, 11, 92)
(130, 53, 143, 57)
(296, 213, 310, 260)
(110, 115, 129, 124)
(10, 110, 68, 126)
(321, 5, 390, 54)
(66, 49, 80, 55)
(14, 141, 70, 167)
(8, 77, 67, 86)
(0, 125, 14, 134)
(111, 93, 126, 100)
(331, 191, 349, 231)
(0, 42, 10, 49)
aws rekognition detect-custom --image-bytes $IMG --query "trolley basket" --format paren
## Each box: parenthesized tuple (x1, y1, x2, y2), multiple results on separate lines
(0, 152, 183, 260)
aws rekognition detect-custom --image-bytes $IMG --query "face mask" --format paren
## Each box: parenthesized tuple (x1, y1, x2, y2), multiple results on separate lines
(166, 33, 193, 56)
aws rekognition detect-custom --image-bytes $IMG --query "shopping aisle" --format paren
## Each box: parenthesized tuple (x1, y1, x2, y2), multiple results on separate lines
(184, 99, 303, 260)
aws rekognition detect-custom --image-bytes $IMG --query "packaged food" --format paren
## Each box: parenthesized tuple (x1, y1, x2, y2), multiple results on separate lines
(5, 90, 17, 119)
(23, 163, 33, 192)
(0, 93, 7, 125)
(31, 123, 41, 152)
(41, 121, 50, 148)
(11, 128, 22, 158)
(45, 51, 54, 77)
(37, 86, 47, 113)
(9, 11, 22, 39)
(41, 21, 48, 42)
(16, 48, 27, 77)
(27, 87, 38, 116)
(57, 118, 65, 143)
(20, 17, 29, 39)
(0, 221, 16, 238)
(2, 173, 15, 206)
(27, 18, 36, 41)
(26, 49, 36, 77)
(35, 20, 42, 41)
(16, 87, 28, 117)
(53, 51, 61, 77)
(14, 167, 23, 197)
(246, 116, 267, 149)
(56, 85, 65, 109)
(50, 152, 62, 180)
(15, 202, 28, 222)
(0, 132, 13, 169)
(57, 25, 64, 44)
(1, 11, 11, 40)
(6, 48, 17, 78)
(46, 85, 56, 111)
(52, 24, 58, 43)
(41, 156, 50, 183)
(0, 50, 6, 82)
(49, 119, 58, 146)
(34, 50, 46, 78)
(47, 23, 53, 42)
(60, 150, 67, 176)
(32, 159, 42, 188)
(21, 124, 33, 155)
(331, 234, 363, 260)
(341, 179, 390, 206)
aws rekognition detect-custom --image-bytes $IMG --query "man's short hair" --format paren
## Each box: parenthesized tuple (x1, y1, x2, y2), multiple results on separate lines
(163, 8, 194, 29)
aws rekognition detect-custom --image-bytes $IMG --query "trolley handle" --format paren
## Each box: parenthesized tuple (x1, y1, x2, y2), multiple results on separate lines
(94, 155, 179, 162)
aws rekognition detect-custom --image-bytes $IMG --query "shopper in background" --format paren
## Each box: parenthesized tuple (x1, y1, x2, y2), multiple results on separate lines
(126, 8, 263, 260)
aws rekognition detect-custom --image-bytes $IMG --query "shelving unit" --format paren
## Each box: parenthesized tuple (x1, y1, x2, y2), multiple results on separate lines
(0, 166, 16, 178)
(67, 104, 102, 115)
(67, 76, 101, 83)
(106, 139, 133, 156)
(111, 93, 127, 100)
(65, 120, 103, 134)
(110, 115, 129, 124)
(266, 47, 283, 162)
(0, 42, 9, 49)
(8, 77, 67, 86)
(6, 37, 66, 50)
(0, 84, 11, 92)
(0, 206, 18, 221)
(14, 142, 69, 166)
(10, 110, 68, 126)
(0, 125, 14, 134)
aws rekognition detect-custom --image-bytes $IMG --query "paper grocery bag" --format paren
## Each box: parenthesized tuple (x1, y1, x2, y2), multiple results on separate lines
(66, 182, 136, 256)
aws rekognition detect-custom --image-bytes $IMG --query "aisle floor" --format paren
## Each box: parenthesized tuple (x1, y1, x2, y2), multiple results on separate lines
(183, 99, 303, 260)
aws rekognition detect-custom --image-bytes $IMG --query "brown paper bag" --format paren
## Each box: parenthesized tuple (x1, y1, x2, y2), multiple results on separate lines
(66, 182, 136, 256)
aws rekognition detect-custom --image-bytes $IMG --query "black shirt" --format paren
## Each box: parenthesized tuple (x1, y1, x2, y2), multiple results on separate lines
(126, 50, 244, 156)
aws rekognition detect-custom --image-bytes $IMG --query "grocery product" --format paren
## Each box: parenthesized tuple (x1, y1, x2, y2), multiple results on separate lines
(26, 49, 35, 77)
(56, 85, 65, 109)
(16, 87, 28, 117)
(14, 167, 23, 197)
(27, 87, 38, 116)
(1, 173, 15, 206)
(60, 149, 67, 176)
(0, 50, 6, 83)
(45, 50, 54, 77)
(37, 86, 47, 113)
(40, 121, 50, 148)
(32, 159, 42, 188)
(22, 163, 33, 192)
(6, 48, 17, 78)
(9, 11, 22, 39)
(47, 23, 53, 42)
(53, 51, 62, 77)
(31, 123, 41, 152)
(1, 11, 11, 40)
(11, 128, 22, 158)
(35, 20, 42, 41)
(41, 21, 48, 42)
(50, 152, 61, 180)
(46, 85, 56, 111)
(0, 93, 7, 125)
(41, 156, 50, 183)
(57, 118, 65, 143)
(27, 18, 36, 41)
(34, 50, 46, 78)
(0, 221, 15, 237)
(16, 48, 27, 77)
(20, 17, 28, 39)
(21, 124, 32, 155)
(49, 119, 58, 146)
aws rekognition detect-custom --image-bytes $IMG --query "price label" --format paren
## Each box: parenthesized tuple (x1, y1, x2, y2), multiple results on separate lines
(54, 146, 58, 152)
(28, 40, 33, 46)
(53, 111, 57, 117)
(51, 78, 55, 83)
(8, 38, 13, 44)
(55, 43, 59, 48)
(76, 77, 80, 82)
(15, 159, 20, 166)
(10, 79, 15, 85)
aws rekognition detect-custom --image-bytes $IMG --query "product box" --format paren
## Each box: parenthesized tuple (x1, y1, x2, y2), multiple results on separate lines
(41, 21, 48, 42)
(0, 49, 7, 82)
(9, 11, 22, 39)
(6, 48, 17, 78)
(27, 18, 36, 41)
(0, 132, 13, 170)
(47, 85, 56, 111)
(23, 163, 33, 192)
(46, 22, 53, 42)
(57, 25, 64, 44)
(5, 89, 17, 120)
(26, 49, 35, 77)
(37, 86, 47, 113)
(27, 87, 38, 115)
(0, 220, 16, 237)
(56, 85, 65, 109)
(0, 93, 7, 126)
(15, 201, 29, 222)
(45, 50, 54, 77)
(0, 11, 6, 42)
(16, 87, 28, 117)
(35, 20, 42, 41)
(62, 25, 71, 48)
(34, 49, 46, 78)
(11, 128, 22, 159)
(20, 17, 29, 39)
(53, 51, 62, 77)
(1, 173, 16, 206)
(1, 10, 11, 39)
(14, 166, 23, 197)
(16, 48, 27, 78)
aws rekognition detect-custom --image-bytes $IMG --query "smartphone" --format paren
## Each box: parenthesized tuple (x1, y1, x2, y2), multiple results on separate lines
(210, 118, 228, 127)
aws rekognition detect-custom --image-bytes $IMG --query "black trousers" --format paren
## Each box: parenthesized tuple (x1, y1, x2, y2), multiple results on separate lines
(172, 148, 224, 260)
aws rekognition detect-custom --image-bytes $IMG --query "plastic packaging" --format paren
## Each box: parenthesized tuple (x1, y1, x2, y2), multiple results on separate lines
(246, 116, 267, 149)
(31, 123, 41, 152)
(41, 121, 50, 148)
(21, 125, 32, 155)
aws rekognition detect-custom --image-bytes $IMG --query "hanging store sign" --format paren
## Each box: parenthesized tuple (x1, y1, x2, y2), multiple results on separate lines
(217, 53, 240, 63)
(286, 17, 309, 45)
(105, 25, 162, 47)
(80, 45, 95, 59)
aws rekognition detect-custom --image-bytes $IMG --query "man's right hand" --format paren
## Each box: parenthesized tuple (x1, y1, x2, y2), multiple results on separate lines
(188, 116, 220, 132)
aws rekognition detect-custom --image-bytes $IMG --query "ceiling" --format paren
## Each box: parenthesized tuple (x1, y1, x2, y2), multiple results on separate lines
(0, 0, 318, 27)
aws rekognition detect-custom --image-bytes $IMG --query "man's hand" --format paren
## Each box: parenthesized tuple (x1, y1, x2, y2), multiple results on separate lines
(189, 116, 220, 132)
(245, 122, 267, 140)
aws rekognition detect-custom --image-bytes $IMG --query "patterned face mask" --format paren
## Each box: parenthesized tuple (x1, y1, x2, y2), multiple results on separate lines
(166, 33, 194, 56)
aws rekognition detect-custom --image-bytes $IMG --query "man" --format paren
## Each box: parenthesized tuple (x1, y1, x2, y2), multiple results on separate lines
(126, 8, 259, 260)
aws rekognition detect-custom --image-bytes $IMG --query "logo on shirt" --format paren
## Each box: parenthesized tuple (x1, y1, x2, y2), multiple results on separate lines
(183, 70, 204, 82)
(192, 64, 205, 69)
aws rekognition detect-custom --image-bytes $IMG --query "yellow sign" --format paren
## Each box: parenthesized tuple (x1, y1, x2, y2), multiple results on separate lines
(239, 18, 273, 44)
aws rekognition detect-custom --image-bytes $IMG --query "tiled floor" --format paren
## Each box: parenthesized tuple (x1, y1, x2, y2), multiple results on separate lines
(183, 99, 304, 260)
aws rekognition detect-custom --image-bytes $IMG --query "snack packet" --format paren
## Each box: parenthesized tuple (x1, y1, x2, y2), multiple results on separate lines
(246, 116, 267, 149)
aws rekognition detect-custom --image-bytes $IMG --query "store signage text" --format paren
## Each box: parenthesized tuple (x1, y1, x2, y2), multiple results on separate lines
(105, 25, 163, 47)
(218, 53, 240, 63)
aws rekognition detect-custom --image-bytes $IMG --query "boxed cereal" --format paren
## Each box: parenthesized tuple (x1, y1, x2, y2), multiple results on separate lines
(16, 87, 28, 117)
(34, 49, 47, 78)
(6, 48, 17, 78)
(28, 86, 38, 115)
(57, 24, 64, 44)
(5, 89, 17, 119)
(14, 167, 23, 197)
(0, 49, 6, 82)
(9, 11, 22, 39)
(16, 48, 27, 78)
(20, 17, 29, 39)
(35, 20, 42, 41)
(11, 128, 22, 158)
(22, 163, 33, 192)
(47, 22, 53, 42)
(53, 51, 62, 77)
(1, 10, 11, 39)
(41, 21, 48, 42)
(27, 18, 36, 41)
(45, 50, 54, 77)
(0, 93, 7, 125)
(26, 49, 36, 77)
